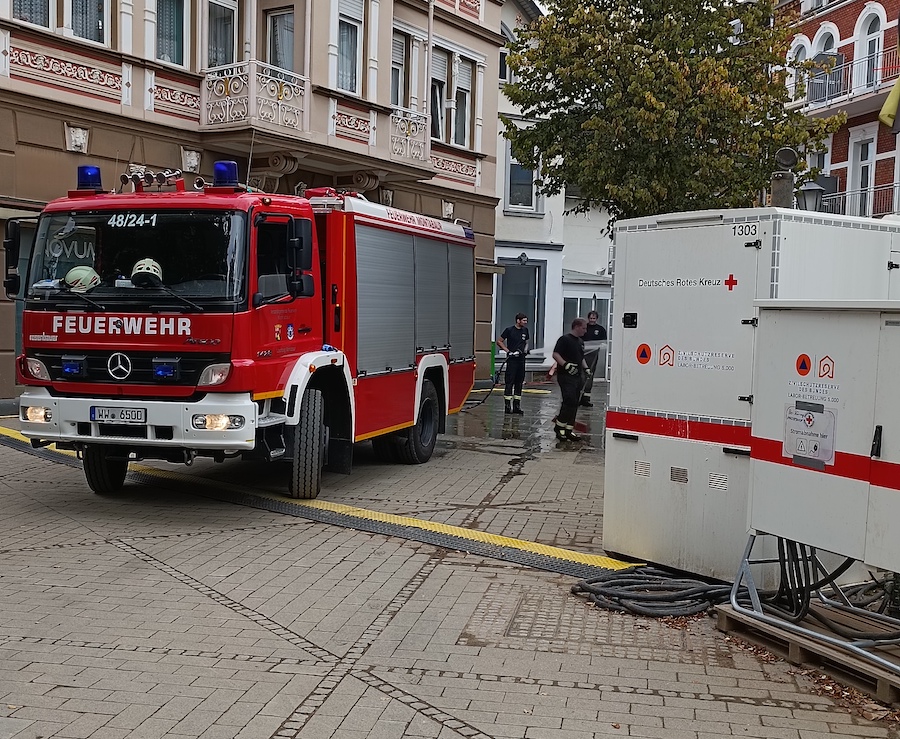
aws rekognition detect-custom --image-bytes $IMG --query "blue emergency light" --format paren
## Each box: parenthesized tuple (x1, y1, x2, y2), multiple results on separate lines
(61, 356, 87, 378)
(76, 165, 103, 191)
(212, 160, 239, 187)
(152, 358, 180, 381)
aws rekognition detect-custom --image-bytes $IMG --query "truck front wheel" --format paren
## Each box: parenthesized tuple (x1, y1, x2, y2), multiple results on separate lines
(287, 387, 325, 499)
(397, 379, 439, 465)
(83, 444, 128, 495)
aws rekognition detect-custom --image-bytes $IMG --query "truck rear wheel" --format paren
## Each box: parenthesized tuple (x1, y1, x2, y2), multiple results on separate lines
(287, 387, 325, 499)
(83, 444, 128, 495)
(397, 379, 439, 465)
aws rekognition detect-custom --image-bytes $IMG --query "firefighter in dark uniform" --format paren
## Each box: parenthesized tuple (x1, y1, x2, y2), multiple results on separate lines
(552, 317, 590, 441)
(581, 310, 607, 407)
(497, 313, 530, 415)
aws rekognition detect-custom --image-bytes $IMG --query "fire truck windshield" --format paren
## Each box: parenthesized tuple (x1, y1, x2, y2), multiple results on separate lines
(26, 210, 247, 307)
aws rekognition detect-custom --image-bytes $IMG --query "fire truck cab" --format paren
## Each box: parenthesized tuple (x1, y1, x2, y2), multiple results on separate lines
(4, 163, 476, 498)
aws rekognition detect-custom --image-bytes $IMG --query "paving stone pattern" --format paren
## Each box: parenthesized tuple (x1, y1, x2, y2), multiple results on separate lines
(0, 388, 897, 738)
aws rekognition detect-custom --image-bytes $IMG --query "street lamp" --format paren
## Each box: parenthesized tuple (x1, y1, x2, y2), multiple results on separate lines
(797, 180, 825, 212)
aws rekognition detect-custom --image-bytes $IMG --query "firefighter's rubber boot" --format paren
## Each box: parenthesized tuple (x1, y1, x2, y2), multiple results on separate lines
(504, 399, 513, 414)
(554, 422, 567, 440)
(580, 394, 593, 408)
(512, 399, 524, 415)
(565, 428, 582, 442)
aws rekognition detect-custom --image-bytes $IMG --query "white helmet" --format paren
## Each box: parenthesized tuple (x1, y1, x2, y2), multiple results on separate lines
(64, 265, 101, 293)
(131, 258, 163, 287)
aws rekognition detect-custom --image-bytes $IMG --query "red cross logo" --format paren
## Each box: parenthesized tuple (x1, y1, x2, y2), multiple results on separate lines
(725, 274, 738, 291)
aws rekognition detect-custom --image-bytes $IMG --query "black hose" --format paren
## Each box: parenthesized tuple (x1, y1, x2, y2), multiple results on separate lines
(461, 357, 508, 412)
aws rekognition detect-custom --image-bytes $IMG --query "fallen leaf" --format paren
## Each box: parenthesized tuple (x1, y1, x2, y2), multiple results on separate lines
(612, 723, 621, 729)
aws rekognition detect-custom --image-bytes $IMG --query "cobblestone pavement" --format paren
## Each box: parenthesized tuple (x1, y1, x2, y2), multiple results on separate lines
(0, 384, 896, 738)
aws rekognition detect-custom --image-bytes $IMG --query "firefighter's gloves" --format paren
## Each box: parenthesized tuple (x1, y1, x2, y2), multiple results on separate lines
(507, 350, 522, 358)
(564, 362, 580, 376)
(584, 367, 593, 379)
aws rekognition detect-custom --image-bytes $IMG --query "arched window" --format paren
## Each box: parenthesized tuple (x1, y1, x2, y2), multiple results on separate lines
(810, 31, 842, 103)
(789, 45, 808, 100)
(863, 15, 882, 88)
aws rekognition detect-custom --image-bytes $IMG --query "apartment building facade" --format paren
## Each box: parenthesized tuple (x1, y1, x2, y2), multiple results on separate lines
(0, 0, 504, 396)
(783, 0, 900, 216)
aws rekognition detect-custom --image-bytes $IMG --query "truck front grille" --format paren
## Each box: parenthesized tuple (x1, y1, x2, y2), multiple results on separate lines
(32, 350, 230, 386)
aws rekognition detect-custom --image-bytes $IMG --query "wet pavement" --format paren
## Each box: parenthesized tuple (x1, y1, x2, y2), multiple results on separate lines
(0, 384, 897, 738)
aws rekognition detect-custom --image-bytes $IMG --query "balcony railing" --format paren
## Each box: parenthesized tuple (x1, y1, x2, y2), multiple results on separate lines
(822, 183, 899, 218)
(789, 46, 900, 107)
(390, 107, 429, 162)
(201, 61, 309, 132)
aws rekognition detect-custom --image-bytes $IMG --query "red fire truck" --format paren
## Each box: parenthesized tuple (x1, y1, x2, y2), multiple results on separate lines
(3, 162, 476, 498)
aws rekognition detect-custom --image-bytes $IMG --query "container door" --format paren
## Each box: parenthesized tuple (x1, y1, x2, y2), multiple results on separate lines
(864, 313, 900, 570)
(750, 308, 878, 560)
(614, 219, 765, 421)
(890, 250, 900, 299)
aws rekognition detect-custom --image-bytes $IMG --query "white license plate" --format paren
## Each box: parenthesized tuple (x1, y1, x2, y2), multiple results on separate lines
(90, 406, 147, 424)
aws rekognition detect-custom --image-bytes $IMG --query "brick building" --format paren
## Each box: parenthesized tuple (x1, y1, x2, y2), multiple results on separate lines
(781, 0, 900, 216)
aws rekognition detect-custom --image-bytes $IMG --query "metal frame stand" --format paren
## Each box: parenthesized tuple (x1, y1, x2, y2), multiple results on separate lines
(731, 532, 900, 674)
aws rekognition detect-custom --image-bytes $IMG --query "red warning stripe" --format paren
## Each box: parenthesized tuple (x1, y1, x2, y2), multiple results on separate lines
(607, 411, 900, 491)
(606, 411, 751, 447)
(751, 436, 900, 491)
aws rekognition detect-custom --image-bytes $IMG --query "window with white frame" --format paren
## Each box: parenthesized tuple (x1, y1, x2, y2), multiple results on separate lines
(267, 10, 294, 71)
(157, 0, 185, 65)
(507, 143, 539, 213)
(391, 32, 408, 108)
(72, 0, 106, 42)
(430, 48, 448, 140)
(500, 24, 513, 84)
(13, 0, 51, 27)
(337, 0, 364, 94)
(789, 44, 808, 100)
(208, 0, 237, 68)
(454, 58, 473, 147)
(431, 47, 478, 148)
(862, 15, 882, 89)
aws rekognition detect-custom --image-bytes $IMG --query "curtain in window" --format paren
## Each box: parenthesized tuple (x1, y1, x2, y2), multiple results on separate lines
(208, 2, 235, 68)
(268, 12, 294, 71)
(338, 19, 359, 92)
(157, 0, 184, 64)
(13, 0, 50, 26)
(73, 0, 104, 41)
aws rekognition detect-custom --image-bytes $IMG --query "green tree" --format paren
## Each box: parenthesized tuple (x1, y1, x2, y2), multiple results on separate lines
(503, 0, 844, 223)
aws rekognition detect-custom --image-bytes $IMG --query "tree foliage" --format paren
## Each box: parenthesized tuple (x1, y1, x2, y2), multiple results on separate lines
(503, 0, 844, 223)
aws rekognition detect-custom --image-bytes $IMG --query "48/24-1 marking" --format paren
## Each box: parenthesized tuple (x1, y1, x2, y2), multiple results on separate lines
(107, 213, 158, 227)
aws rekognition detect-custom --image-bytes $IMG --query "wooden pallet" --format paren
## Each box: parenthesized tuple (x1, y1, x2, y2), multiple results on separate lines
(716, 603, 900, 705)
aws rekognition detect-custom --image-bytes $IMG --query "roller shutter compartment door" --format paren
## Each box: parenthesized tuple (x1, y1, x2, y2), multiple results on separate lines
(414, 236, 450, 351)
(448, 243, 474, 360)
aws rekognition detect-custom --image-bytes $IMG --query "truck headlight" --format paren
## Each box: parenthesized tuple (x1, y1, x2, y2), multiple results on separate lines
(23, 406, 52, 422)
(26, 358, 51, 381)
(192, 414, 244, 430)
(198, 363, 231, 387)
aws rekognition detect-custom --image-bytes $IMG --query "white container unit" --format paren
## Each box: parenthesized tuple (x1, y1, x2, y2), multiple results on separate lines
(604, 208, 900, 581)
(750, 300, 900, 574)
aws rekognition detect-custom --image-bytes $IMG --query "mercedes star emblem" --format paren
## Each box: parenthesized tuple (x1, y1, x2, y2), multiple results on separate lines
(107, 352, 133, 380)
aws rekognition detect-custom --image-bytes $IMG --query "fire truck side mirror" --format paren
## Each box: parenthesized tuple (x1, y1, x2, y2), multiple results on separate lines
(3, 220, 21, 299)
(288, 217, 313, 272)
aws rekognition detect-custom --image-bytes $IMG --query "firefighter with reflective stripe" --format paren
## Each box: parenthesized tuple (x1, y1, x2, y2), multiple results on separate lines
(497, 313, 530, 415)
(552, 317, 589, 441)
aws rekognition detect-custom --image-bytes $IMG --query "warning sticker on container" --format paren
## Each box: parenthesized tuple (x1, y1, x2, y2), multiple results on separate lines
(782, 404, 835, 465)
